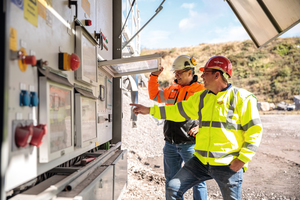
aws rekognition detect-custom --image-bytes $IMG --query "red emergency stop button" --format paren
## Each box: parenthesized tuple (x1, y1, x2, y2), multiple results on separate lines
(30, 124, 47, 147)
(15, 124, 33, 147)
(23, 55, 37, 66)
(70, 53, 80, 71)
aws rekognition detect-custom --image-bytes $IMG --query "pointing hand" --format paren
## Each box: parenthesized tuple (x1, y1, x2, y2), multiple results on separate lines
(130, 103, 151, 115)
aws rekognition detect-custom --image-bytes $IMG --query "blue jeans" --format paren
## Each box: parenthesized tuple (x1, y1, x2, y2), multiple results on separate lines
(163, 141, 207, 200)
(166, 156, 243, 200)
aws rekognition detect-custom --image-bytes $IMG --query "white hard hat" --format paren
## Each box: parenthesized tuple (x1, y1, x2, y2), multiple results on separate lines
(170, 55, 197, 71)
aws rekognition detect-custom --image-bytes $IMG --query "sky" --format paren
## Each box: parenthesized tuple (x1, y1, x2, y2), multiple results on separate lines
(130, 0, 300, 49)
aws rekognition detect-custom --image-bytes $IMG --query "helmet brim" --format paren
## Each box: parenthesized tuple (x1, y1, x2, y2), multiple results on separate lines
(199, 66, 231, 78)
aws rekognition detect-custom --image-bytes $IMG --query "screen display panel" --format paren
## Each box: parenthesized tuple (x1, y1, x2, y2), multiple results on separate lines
(49, 85, 72, 153)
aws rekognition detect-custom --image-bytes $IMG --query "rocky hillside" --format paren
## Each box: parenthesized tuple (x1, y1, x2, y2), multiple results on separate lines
(141, 37, 300, 103)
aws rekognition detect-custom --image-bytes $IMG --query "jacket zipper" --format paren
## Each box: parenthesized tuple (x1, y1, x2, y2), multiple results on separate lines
(207, 94, 217, 160)
(183, 91, 188, 100)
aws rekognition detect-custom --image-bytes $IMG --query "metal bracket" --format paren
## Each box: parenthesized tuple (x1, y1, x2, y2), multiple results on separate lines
(68, 0, 78, 18)
(122, 0, 166, 49)
(94, 31, 103, 49)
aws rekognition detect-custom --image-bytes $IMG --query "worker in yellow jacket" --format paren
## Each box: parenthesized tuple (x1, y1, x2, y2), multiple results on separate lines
(148, 55, 207, 199)
(131, 55, 263, 200)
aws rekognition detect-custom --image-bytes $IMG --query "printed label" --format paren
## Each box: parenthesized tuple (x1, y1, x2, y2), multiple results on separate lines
(24, 0, 38, 27)
(81, 0, 90, 18)
(11, 0, 24, 10)
(9, 27, 17, 51)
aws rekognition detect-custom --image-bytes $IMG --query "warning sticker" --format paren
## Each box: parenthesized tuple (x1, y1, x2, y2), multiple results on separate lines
(38, 1, 46, 20)
(38, 0, 52, 27)
(24, 0, 38, 27)
(11, 0, 24, 10)
(9, 27, 17, 51)
(81, 0, 90, 18)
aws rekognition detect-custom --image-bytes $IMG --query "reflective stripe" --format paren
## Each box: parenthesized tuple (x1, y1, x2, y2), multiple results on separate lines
(196, 150, 207, 157)
(202, 121, 243, 130)
(159, 106, 166, 119)
(225, 87, 239, 129)
(196, 150, 239, 158)
(152, 90, 166, 103)
(243, 142, 258, 152)
(198, 90, 208, 128)
(201, 121, 210, 127)
(152, 93, 159, 101)
(242, 118, 261, 131)
(198, 88, 245, 131)
(177, 102, 191, 120)
(166, 99, 176, 104)
(160, 90, 165, 103)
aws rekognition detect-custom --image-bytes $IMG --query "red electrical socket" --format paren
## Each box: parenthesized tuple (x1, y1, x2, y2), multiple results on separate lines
(30, 124, 47, 147)
(15, 124, 33, 148)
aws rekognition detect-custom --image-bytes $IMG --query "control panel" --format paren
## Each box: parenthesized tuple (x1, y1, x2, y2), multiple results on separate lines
(6, 0, 113, 191)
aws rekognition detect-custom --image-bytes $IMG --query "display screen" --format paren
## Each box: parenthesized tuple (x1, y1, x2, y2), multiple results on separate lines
(81, 97, 97, 142)
(82, 34, 97, 82)
(49, 85, 72, 153)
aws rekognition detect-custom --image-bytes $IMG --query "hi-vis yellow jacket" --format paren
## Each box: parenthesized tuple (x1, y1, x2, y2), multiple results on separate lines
(150, 85, 263, 170)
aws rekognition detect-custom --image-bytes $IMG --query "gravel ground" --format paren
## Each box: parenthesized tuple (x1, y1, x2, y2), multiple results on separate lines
(121, 88, 300, 200)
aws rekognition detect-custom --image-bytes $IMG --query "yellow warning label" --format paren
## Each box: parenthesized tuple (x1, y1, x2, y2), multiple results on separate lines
(24, 0, 38, 27)
(81, 0, 90, 18)
(9, 27, 17, 51)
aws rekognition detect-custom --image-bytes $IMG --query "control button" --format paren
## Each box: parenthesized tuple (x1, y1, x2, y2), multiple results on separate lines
(15, 125, 33, 147)
(30, 91, 39, 107)
(15, 48, 37, 72)
(70, 53, 80, 71)
(59, 53, 80, 71)
(20, 90, 30, 106)
(30, 124, 47, 147)
(23, 55, 37, 66)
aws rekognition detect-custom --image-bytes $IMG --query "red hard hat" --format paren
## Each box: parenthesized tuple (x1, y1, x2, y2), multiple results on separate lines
(199, 55, 232, 78)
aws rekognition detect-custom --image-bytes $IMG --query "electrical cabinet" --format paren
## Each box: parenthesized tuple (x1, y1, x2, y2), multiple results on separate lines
(3, 0, 160, 198)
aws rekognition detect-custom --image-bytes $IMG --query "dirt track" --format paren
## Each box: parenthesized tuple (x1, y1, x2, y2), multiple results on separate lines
(121, 89, 300, 200)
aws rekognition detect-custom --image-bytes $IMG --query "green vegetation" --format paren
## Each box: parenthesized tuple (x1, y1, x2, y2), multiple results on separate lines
(141, 37, 300, 103)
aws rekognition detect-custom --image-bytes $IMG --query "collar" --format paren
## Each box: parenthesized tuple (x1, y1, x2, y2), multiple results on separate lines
(208, 83, 232, 94)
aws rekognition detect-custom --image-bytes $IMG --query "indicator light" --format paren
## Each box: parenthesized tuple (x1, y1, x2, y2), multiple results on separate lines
(84, 20, 92, 26)
(101, 32, 108, 44)
(103, 42, 108, 51)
